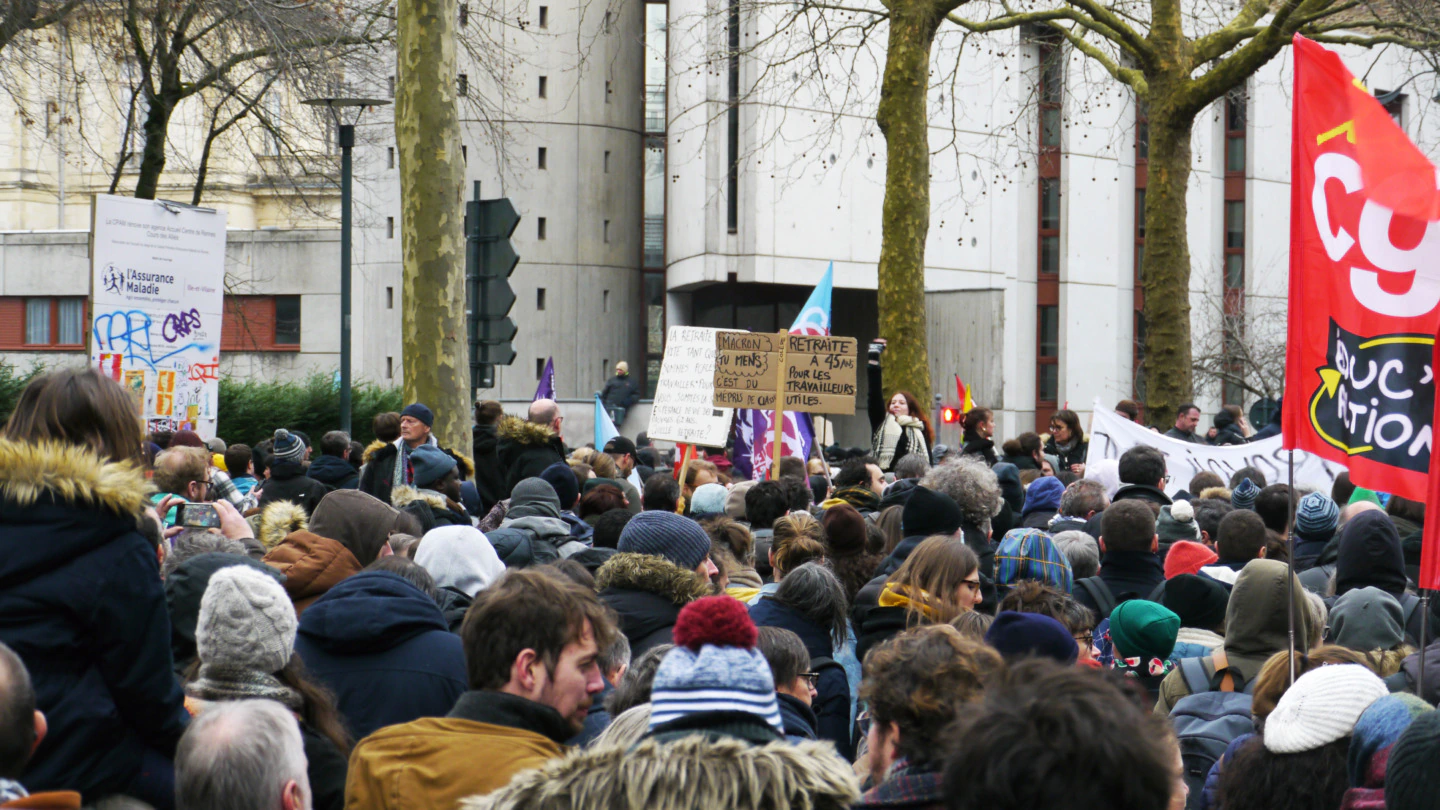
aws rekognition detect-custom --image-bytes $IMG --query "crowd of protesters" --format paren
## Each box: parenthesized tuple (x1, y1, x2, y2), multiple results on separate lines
(3, 365, 1440, 810)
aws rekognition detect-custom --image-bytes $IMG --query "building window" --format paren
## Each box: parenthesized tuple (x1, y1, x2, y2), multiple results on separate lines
(1037, 304, 1059, 404)
(457, 74, 468, 97)
(1225, 201, 1245, 250)
(221, 296, 302, 352)
(1222, 88, 1248, 407)
(539, 5, 548, 27)
(386, 286, 394, 309)
(538, 76, 548, 98)
(1034, 33, 1063, 430)
(536, 358, 546, 379)
(605, 80, 612, 102)
(603, 150, 611, 172)
(603, 10, 611, 32)
(2, 297, 84, 349)
(726, 0, 739, 235)
(461, 144, 468, 164)
(387, 217, 395, 238)
(603, 289, 610, 312)
(1378, 90, 1405, 127)
(386, 356, 394, 379)
(459, 2, 468, 26)
(537, 217, 547, 240)
(537, 288, 547, 310)
(388, 75, 395, 98)
(1225, 93, 1246, 173)
(538, 147, 547, 169)
(387, 146, 395, 169)
(603, 219, 611, 243)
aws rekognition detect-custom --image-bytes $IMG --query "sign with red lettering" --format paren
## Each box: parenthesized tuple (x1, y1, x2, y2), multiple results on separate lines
(1284, 35, 1440, 503)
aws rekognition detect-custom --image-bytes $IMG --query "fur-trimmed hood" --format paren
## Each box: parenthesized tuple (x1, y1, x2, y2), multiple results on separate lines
(361, 439, 391, 465)
(0, 437, 151, 518)
(496, 416, 559, 447)
(595, 552, 713, 605)
(390, 485, 447, 512)
(460, 735, 859, 810)
(258, 500, 308, 550)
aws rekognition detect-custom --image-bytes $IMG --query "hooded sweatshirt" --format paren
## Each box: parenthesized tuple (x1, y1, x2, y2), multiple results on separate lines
(295, 571, 467, 740)
(309, 489, 419, 567)
(414, 526, 505, 598)
(1328, 586, 1406, 653)
(1155, 559, 1313, 713)
(488, 478, 587, 566)
(1335, 511, 1409, 598)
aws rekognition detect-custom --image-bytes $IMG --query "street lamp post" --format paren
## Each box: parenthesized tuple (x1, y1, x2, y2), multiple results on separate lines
(302, 97, 391, 437)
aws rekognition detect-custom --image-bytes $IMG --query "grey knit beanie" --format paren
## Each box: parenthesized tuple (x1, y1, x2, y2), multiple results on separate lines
(618, 510, 712, 571)
(196, 565, 298, 674)
(1295, 491, 1340, 541)
(1231, 477, 1260, 511)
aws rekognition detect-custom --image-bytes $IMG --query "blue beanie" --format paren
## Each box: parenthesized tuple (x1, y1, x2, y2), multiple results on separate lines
(410, 444, 456, 488)
(984, 611, 1079, 665)
(401, 403, 435, 428)
(1231, 477, 1260, 510)
(618, 510, 713, 571)
(539, 463, 580, 509)
(1022, 476, 1065, 516)
(690, 483, 728, 518)
(1295, 491, 1340, 541)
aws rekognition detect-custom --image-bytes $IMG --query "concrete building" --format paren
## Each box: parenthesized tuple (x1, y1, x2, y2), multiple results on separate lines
(2, 5, 1438, 452)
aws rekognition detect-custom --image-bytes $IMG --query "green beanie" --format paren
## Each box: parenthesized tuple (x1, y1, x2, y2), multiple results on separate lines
(1348, 487, 1383, 507)
(1109, 600, 1180, 662)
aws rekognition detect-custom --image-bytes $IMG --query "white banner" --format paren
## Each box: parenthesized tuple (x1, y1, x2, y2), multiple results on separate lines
(1086, 400, 1347, 497)
(90, 195, 227, 439)
(647, 326, 737, 446)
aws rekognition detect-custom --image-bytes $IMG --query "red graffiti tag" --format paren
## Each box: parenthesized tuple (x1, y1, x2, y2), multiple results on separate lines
(187, 362, 219, 382)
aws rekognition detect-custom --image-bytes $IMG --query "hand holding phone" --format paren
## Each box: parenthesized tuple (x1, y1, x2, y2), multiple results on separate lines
(180, 503, 221, 529)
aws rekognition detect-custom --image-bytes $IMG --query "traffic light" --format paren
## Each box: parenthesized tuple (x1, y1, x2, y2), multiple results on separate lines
(466, 184, 520, 394)
(941, 407, 960, 424)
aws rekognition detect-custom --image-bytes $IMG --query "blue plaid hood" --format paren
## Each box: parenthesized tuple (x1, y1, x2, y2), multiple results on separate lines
(994, 528, 1074, 593)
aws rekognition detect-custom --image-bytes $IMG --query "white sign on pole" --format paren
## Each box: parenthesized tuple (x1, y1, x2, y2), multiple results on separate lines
(90, 195, 228, 439)
(647, 326, 736, 446)
(1086, 399, 1346, 496)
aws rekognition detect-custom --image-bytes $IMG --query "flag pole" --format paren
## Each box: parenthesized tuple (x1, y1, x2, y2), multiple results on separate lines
(1286, 448, 1298, 685)
(1420, 591, 1429, 698)
(771, 331, 787, 480)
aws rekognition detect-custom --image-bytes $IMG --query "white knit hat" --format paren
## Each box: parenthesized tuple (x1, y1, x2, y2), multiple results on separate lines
(196, 565, 298, 674)
(1263, 664, 1390, 754)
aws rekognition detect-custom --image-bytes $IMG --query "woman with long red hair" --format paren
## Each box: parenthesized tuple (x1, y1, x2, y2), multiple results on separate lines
(867, 339, 933, 472)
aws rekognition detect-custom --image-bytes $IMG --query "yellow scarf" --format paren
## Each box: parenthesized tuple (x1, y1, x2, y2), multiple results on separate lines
(878, 583, 939, 620)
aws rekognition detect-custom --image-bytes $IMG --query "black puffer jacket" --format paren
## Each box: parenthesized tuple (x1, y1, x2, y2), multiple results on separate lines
(596, 552, 712, 658)
(1209, 409, 1249, 446)
(307, 454, 358, 490)
(0, 438, 189, 801)
(257, 460, 331, 514)
(495, 417, 567, 499)
(472, 423, 507, 514)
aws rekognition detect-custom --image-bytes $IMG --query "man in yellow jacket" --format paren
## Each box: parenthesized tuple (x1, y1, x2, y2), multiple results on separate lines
(345, 569, 616, 810)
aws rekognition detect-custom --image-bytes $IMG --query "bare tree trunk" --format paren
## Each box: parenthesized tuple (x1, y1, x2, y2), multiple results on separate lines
(397, 0, 470, 453)
(875, 1, 939, 406)
(1139, 108, 1195, 428)
(133, 96, 174, 200)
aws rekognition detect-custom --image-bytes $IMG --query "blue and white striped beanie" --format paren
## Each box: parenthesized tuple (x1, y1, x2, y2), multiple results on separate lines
(647, 595, 783, 733)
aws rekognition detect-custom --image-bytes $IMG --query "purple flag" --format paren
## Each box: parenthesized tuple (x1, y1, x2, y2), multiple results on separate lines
(533, 357, 555, 401)
(735, 264, 830, 480)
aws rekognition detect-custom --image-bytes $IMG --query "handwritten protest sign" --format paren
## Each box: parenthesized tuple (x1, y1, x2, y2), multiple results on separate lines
(712, 331, 858, 414)
(647, 326, 736, 446)
(91, 195, 227, 438)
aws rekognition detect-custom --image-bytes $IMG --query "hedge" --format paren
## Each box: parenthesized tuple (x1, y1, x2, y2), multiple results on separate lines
(0, 362, 403, 447)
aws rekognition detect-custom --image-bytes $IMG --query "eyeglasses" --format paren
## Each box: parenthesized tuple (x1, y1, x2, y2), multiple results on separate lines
(960, 577, 982, 591)
(1073, 633, 1095, 650)
(800, 672, 821, 689)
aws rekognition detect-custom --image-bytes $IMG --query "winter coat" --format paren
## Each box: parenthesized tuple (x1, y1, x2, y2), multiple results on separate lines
(1208, 418, 1248, 447)
(435, 586, 473, 633)
(487, 517, 587, 567)
(495, 417, 567, 499)
(295, 572, 468, 740)
(749, 597, 853, 758)
(458, 734, 859, 810)
(1112, 483, 1173, 507)
(599, 374, 640, 410)
(776, 692, 818, 742)
(854, 762, 947, 810)
(166, 552, 287, 677)
(257, 461, 331, 514)
(1163, 427, 1205, 445)
(854, 605, 913, 670)
(258, 500, 309, 552)
(1155, 559, 1313, 713)
(345, 691, 572, 810)
(0, 438, 189, 800)
(391, 486, 471, 530)
(307, 454, 359, 490)
(868, 364, 929, 472)
(960, 437, 997, 467)
(1333, 511, 1432, 645)
(471, 424, 508, 515)
(262, 530, 364, 615)
(859, 524, 997, 615)
(1043, 436, 1089, 472)
(1072, 550, 1165, 618)
(358, 439, 476, 508)
(596, 552, 712, 658)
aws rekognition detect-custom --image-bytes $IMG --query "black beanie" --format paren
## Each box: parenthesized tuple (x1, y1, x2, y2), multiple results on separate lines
(1384, 709, 1440, 810)
(1335, 510, 1408, 598)
(901, 486, 964, 538)
(1160, 574, 1230, 631)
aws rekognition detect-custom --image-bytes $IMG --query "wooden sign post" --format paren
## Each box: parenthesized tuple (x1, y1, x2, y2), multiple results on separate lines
(713, 331, 858, 478)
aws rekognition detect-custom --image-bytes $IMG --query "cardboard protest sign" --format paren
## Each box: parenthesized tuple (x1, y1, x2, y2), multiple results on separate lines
(647, 326, 736, 446)
(712, 331, 857, 414)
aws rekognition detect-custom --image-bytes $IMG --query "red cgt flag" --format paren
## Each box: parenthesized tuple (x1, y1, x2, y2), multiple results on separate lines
(1284, 35, 1440, 511)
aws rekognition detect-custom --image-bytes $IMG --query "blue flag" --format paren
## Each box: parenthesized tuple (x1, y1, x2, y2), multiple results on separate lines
(595, 394, 620, 449)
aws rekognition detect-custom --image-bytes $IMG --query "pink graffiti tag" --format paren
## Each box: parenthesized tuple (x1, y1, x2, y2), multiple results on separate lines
(187, 363, 219, 382)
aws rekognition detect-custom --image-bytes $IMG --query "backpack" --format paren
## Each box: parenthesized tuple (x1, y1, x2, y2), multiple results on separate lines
(1075, 577, 1117, 619)
(1169, 649, 1256, 810)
